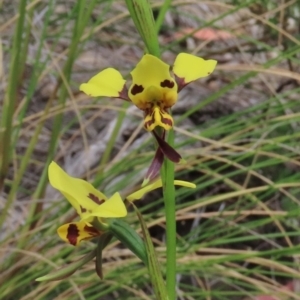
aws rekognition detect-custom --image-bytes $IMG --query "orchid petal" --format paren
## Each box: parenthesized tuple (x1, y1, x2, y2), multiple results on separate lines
(48, 162, 107, 216)
(57, 221, 101, 246)
(81, 192, 127, 220)
(173, 180, 196, 189)
(130, 55, 172, 89)
(173, 53, 217, 89)
(129, 55, 177, 110)
(80, 68, 128, 99)
(127, 179, 196, 201)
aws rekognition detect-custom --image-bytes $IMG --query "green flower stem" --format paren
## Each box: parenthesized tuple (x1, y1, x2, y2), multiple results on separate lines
(161, 129, 176, 300)
(126, 0, 176, 297)
(124, 0, 160, 57)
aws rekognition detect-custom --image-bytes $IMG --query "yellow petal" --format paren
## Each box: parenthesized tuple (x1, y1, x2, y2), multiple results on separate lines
(48, 162, 107, 216)
(128, 179, 163, 201)
(173, 53, 217, 84)
(128, 54, 177, 110)
(127, 179, 196, 201)
(80, 68, 126, 98)
(131, 55, 171, 88)
(144, 105, 173, 131)
(81, 192, 127, 220)
(174, 180, 196, 189)
(57, 222, 101, 246)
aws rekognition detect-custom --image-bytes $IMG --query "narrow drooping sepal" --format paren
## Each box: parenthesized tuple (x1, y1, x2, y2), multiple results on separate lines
(35, 249, 96, 281)
(57, 221, 101, 246)
(127, 179, 196, 201)
(108, 218, 147, 265)
(152, 131, 183, 163)
(143, 147, 164, 187)
(80, 68, 129, 100)
(173, 53, 217, 91)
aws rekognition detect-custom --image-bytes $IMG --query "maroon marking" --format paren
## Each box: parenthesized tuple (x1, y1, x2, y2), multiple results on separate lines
(174, 75, 186, 92)
(144, 109, 156, 129)
(144, 118, 154, 129)
(152, 131, 182, 163)
(160, 79, 174, 88)
(159, 109, 173, 127)
(160, 114, 173, 126)
(145, 147, 164, 181)
(118, 84, 130, 101)
(131, 84, 144, 95)
(144, 120, 152, 129)
(84, 225, 100, 236)
(80, 205, 87, 213)
(87, 193, 105, 205)
(67, 224, 79, 246)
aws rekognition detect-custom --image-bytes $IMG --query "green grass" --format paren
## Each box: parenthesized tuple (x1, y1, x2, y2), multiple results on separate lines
(1, 0, 300, 299)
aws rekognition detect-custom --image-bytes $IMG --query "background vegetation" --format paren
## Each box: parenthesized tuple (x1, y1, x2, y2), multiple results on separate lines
(1, 0, 300, 299)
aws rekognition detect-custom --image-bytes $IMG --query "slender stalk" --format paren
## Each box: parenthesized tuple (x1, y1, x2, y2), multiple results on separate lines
(125, 0, 176, 297)
(124, 0, 160, 57)
(156, 1, 176, 296)
(162, 129, 176, 299)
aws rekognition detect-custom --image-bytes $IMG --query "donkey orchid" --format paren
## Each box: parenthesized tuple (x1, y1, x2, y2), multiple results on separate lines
(48, 162, 127, 246)
(80, 53, 217, 132)
(49, 162, 196, 246)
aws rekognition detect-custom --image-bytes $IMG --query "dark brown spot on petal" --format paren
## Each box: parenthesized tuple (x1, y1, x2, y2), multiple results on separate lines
(160, 79, 174, 88)
(131, 84, 144, 95)
(80, 205, 87, 213)
(87, 193, 105, 205)
(67, 224, 79, 246)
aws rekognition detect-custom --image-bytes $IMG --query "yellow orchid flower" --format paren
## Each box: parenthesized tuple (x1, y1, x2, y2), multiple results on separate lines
(80, 53, 217, 132)
(48, 161, 127, 246)
(49, 162, 196, 245)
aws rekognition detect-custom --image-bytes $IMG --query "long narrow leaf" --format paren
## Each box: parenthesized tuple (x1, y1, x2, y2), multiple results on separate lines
(133, 203, 168, 300)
